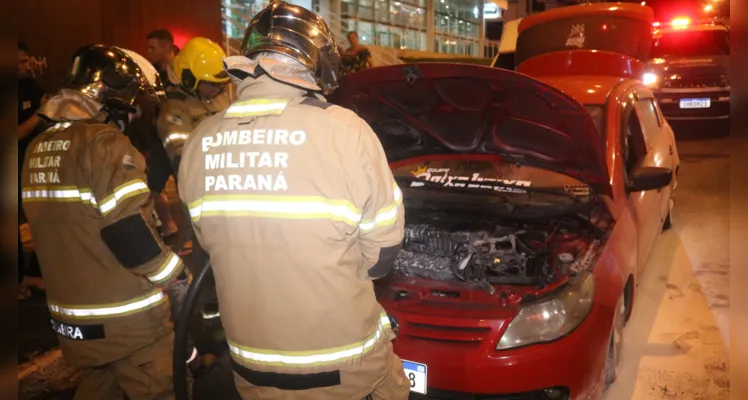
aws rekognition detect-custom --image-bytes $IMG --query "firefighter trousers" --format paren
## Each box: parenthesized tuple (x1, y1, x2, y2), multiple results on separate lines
(232, 342, 409, 400)
(73, 332, 178, 400)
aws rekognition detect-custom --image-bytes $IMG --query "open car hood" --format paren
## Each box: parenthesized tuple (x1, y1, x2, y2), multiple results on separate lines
(328, 63, 612, 197)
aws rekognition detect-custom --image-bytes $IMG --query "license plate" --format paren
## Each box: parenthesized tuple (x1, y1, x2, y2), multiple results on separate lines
(679, 98, 711, 109)
(402, 360, 427, 394)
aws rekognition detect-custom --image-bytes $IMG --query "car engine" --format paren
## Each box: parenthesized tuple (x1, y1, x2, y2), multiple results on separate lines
(393, 219, 595, 290)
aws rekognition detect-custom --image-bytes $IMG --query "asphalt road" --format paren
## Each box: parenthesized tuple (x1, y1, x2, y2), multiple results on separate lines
(602, 124, 731, 400)
(17, 122, 731, 400)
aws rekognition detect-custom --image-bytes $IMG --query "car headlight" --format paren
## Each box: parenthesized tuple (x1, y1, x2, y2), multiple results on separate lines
(642, 72, 658, 88)
(497, 272, 596, 350)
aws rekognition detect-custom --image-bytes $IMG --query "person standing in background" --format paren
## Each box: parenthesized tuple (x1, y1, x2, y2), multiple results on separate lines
(343, 31, 367, 57)
(341, 31, 372, 75)
(18, 40, 47, 299)
(146, 29, 178, 85)
(145, 29, 181, 238)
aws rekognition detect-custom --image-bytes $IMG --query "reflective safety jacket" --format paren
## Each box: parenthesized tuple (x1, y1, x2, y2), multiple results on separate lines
(21, 119, 185, 367)
(178, 75, 404, 398)
(157, 85, 230, 171)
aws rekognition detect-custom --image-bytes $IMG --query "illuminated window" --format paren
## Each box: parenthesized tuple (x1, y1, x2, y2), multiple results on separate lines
(221, 0, 489, 55)
(339, 0, 428, 51)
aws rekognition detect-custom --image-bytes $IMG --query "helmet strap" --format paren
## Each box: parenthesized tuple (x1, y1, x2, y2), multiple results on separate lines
(106, 110, 128, 132)
(101, 100, 136, 132)
(181, 69, 199, 93)
(318, 54, 340, 95)
(180, 83, 198, 97)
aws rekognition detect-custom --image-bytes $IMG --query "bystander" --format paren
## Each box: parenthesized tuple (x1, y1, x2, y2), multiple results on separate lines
(144, 29, 181, 238)
(341, 31, 372, 75)
(146, 29, 178, 85)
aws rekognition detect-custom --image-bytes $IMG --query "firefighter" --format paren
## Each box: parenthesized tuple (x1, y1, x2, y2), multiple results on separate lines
(177, 2, 409, 399)
(21, 45, 191, 400)
(156, 36, 229, 295)
(157, 36, 231, 174)
(156, 36, 231, 358)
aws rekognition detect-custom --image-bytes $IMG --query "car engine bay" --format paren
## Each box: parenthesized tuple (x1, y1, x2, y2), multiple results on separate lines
(393, 214, 605, 292)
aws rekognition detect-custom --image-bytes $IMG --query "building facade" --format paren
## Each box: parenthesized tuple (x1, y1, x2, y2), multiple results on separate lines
(223, 0, 502, 57)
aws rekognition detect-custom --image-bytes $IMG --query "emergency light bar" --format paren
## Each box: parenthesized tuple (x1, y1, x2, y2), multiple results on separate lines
(671, 17, 691, 27)
(653, 17, 692, 30)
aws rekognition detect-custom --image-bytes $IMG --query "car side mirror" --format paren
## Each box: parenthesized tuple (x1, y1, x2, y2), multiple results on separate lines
(626, 166, 673, 192)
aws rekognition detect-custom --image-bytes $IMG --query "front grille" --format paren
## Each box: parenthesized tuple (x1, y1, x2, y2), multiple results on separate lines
(657, 92, 730, 119)
(404, 322, 492, 343)
(659, 102, 730, 119)
(663, 74, 728, 89)
(409, 386, 570, 400)
(655, 87, 730, 120)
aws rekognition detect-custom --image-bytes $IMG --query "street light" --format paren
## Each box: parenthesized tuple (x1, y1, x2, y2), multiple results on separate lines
(704, 4, 713, 12)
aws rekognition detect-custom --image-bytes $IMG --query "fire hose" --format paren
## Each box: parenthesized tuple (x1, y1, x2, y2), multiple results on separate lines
(173, 259, 212, 400)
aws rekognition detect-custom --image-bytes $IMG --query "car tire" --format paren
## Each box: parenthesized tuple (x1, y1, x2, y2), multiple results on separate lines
(605, 294, 625, 385)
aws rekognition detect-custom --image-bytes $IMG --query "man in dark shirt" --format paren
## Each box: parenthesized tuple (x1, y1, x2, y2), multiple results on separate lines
(145, 30, 181, 238)
(18, 41, 47, 299)
(146, 29, 178, 87)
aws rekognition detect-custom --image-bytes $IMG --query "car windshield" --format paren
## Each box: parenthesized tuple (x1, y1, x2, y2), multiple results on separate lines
(651, 29, 730, 58)
(515, 16, 652, 66)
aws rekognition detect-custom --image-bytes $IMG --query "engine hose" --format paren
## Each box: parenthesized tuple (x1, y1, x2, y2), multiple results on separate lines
(174, 259, 211, 400)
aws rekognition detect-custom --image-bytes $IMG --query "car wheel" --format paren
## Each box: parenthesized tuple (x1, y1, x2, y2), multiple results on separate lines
(605, 294, 625, 384)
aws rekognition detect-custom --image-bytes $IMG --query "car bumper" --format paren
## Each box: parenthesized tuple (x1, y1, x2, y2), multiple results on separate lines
(389, 304, 614, 400)
(655, 87, 730, 120)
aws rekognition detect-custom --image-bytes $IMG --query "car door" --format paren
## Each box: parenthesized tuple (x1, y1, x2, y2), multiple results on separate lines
(634, 95, 673, 222)
(620, 93, 664, 275)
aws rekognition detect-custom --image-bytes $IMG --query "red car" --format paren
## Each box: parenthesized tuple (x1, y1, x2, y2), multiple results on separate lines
(329, 3, 679, 400)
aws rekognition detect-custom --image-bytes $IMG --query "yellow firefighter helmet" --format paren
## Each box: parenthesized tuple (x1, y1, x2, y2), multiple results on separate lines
(173, 37, 230, 90)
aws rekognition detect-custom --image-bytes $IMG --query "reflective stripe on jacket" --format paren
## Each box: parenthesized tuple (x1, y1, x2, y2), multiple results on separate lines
(21, 120, 179, 367)
(227, 311, 392, 368)
(22, 179, 151, 215)
(48, 289, 167, 319)
(177, 75, 404, 393)
(187, 182, 402, 227)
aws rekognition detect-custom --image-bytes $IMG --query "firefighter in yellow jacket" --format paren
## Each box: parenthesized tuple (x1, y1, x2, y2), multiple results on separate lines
(156, 36, 231, 323)
(21, 45, 189, 400)
(177, 2, 409, 399)
(157, 36, 231, 173)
